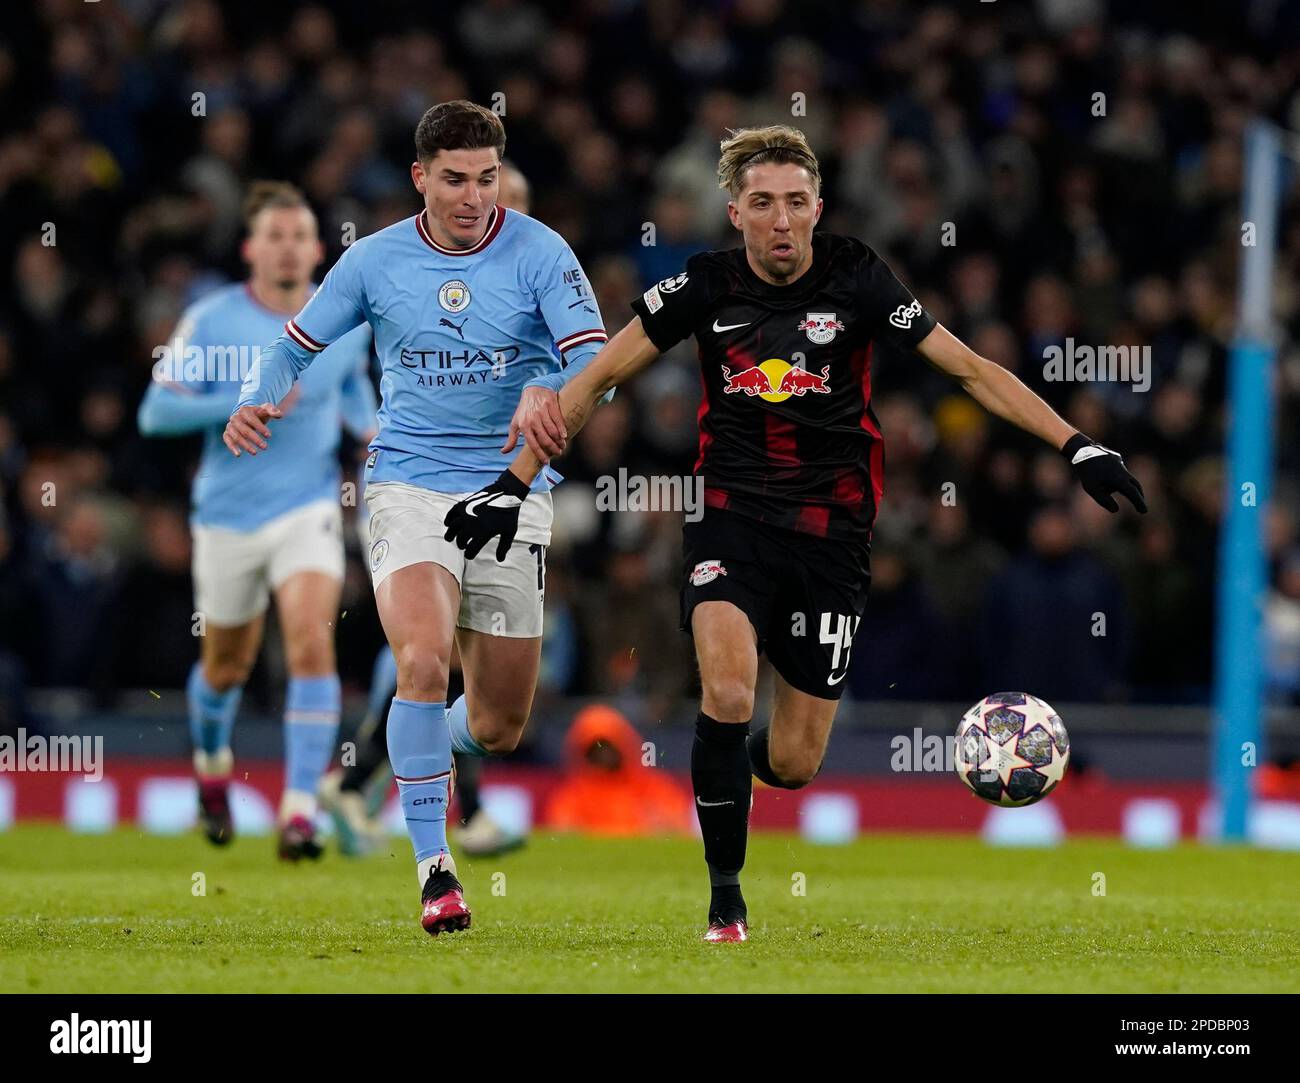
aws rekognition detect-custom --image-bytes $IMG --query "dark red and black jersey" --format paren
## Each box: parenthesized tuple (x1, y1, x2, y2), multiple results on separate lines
(628, 233, 936, 542)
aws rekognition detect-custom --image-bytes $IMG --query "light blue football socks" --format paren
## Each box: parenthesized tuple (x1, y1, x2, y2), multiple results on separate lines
(283, 674, 342, 804)
(366, 646, 399, 721)
(447, 694, 489, 757)
(186, 662, 242, 764)
(387, 698, 453, 865)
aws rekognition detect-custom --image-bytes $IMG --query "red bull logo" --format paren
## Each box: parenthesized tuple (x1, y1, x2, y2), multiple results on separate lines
(689, 559, 727, 586)
(720, 365, 773, 396)
(775, 365, 831, 396)
(797, 312, 845, 345)
(721, 359, 831, 403)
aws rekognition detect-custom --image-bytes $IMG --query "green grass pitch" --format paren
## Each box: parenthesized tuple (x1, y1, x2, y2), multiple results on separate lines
(2, 825, 1299, 993)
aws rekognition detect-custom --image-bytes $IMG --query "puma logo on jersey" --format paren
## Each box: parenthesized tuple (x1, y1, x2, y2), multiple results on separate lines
(439, 316, 467, 339)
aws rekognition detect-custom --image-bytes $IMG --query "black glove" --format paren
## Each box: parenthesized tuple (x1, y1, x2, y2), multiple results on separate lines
(1062, 432, 1147, 514)
(443, 468, 530, 561)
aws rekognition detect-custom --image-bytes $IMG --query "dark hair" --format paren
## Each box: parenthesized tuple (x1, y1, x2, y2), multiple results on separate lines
(414, 100, 506, 163)
(242, 180, 310, 228)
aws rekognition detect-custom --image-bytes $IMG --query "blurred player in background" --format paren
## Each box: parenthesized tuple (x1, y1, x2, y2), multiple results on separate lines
(317, 161, 534, 859)
(138, 182, 377, 860)
(225, 104, 608, 934)
(446, 126, 1146, 942)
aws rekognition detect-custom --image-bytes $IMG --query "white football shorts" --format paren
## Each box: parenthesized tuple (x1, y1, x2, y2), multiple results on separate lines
(192, 499, 345, 627)
(364, 480, 551, 639)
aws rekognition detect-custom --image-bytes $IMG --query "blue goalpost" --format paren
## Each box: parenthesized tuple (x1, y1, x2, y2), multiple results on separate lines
(1212, 120, 1285, 841)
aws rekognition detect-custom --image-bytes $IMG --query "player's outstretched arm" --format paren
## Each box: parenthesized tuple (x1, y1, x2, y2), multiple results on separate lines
(225, 247, 369, 457)
(501, 386, 570, 463)
(916, 323, 1147, 514)
(550, 317, 661, 455)
(138, 379, 241, 437)
(443, 318, 661, 560)
(223, 401, 284, 457)
(222, 329, 321, 456)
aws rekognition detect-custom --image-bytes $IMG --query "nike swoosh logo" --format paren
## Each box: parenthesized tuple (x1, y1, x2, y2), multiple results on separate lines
(463, 492, 496, 518)
(696, 797, 734, 808)
(712, 320, 750, 333)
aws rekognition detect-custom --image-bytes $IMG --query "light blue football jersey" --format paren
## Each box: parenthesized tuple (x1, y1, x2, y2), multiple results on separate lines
(234, 207, 607, 494)
(138, 283, 376, 530)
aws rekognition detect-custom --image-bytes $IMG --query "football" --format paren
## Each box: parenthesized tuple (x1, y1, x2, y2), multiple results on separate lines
(954, 692, 1071, 807)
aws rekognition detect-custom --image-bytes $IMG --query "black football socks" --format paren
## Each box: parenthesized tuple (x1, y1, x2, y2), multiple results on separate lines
(692, 712, 752, 924)
(454, 752, 482, 825)
(340, 702, 390, 794)
(746, 725, 789, 788)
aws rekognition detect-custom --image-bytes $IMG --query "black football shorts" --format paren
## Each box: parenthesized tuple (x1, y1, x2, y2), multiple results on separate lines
(680, 508, 871, 701)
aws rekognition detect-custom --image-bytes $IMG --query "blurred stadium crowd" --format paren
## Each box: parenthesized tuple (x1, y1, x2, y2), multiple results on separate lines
(1, 0, 1299, 729)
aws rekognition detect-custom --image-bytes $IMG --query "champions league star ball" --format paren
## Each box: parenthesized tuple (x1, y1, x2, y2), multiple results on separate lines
(954, 692, 1070, 807)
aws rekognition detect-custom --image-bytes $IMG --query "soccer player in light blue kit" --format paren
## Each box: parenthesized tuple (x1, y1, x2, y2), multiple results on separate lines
(316, 161, 538, 861)
(138, 181, 377, 860)
(225, 102, 607, 934)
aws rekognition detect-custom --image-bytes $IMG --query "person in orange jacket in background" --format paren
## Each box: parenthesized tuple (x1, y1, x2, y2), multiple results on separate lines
(545, 705, 694, 836)
(1257, 756, 1300, 802)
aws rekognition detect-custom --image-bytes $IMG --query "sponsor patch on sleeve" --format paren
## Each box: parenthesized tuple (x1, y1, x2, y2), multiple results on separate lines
(642, 284, 663, 314)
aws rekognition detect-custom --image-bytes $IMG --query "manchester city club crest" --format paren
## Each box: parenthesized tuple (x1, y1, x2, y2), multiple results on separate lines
(797, 312, 845, 345)
(438, 279, 471, 313)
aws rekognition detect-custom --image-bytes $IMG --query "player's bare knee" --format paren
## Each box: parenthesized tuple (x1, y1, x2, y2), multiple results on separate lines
(477, 728, 520, 755)
(284, 632, 334, 677)
(394, 645, 449, 701)
(204, 659, 251, 692)
(702, 678, 754, 723)
(474, 712, 528, 754)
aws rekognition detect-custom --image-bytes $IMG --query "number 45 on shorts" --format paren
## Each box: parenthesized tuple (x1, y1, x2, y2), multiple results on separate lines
(819, 612, 861, 687)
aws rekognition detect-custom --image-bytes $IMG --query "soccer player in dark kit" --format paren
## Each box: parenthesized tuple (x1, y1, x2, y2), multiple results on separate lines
(443, 126, 1146, 942)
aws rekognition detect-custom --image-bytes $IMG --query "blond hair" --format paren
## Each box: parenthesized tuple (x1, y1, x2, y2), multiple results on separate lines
(242, 180, 310, 229)
(717, 126, 821, 197)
